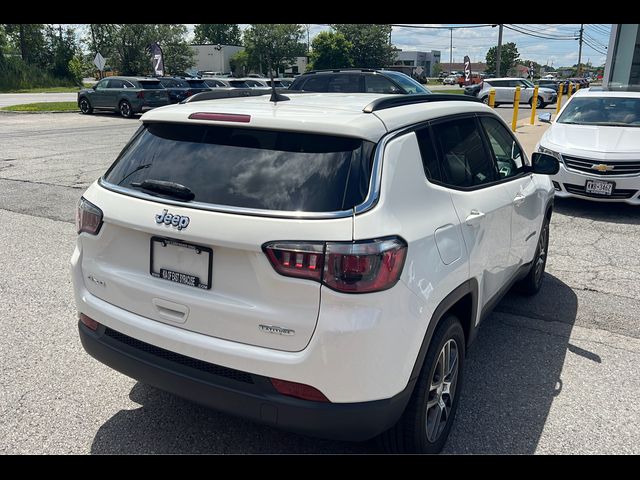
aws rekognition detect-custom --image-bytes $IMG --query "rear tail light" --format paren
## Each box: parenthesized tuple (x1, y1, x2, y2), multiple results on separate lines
(76, 197, 103, 235)
(263, 237, 407, 294)
(137, 91, 145, 99)
(79, 313, 99, 331)
(270, 378, 329, 402)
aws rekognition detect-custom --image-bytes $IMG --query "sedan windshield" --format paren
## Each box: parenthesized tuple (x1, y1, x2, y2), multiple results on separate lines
(383, 71, 431, 94)
(557, 97, 640, 127)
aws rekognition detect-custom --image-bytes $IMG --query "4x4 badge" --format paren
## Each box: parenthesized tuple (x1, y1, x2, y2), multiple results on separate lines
(155, 209, 190, 231)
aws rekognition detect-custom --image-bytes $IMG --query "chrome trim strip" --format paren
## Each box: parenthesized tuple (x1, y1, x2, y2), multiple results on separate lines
(98, 126, 415, 220)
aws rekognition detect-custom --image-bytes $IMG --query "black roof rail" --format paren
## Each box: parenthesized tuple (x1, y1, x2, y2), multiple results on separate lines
(302, 68, 379, 75)
(363, 94, 482, 113)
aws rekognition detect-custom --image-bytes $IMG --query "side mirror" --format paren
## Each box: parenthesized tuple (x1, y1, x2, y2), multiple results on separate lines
(538, 112, 552, 123)
(529, 152, 559, 175)
(92, 84, 97, 90)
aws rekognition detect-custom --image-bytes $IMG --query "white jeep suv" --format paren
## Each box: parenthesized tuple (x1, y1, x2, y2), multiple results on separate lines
(72, 92, 559, 453)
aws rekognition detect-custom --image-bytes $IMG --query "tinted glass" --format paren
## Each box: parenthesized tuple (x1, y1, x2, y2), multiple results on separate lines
(297, 75, 330, 92)
(103, 123, 375, 212)
(557, 96, 640, 126)
(365, 75, 401, 94)
(229, 80, 249, 88)
(480, 116, 525, 179)
(327, 75, 362, 93)
(140, 81, 163, 90)
(432, 118, 497, 188)
(108, 79, 124, 88)
(96, 79, 109, 88)
(186, 80, 209, 88)
(415, 127, 442, 182)
(382, 71, 431, 94)
(205, 80, 226, 88)
(160, 78, 188, 88)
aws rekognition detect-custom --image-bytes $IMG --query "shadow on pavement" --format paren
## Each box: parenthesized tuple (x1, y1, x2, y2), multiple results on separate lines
(443, 273, 578, 453)
(554, 197, 640, 225)
(91, 273, 577, 454)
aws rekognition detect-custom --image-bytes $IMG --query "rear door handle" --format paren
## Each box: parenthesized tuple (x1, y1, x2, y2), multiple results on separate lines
(465, 209, 485, 226)
(513, 193, 526, 206)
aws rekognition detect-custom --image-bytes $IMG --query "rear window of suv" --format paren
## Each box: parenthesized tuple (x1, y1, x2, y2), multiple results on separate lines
(103, 123, 375, 212)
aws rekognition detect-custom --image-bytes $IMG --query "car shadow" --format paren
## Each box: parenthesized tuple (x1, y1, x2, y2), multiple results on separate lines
(442, 273, 578, 454)
(90, 273, 577, 454)
(554, 197, 640, 225)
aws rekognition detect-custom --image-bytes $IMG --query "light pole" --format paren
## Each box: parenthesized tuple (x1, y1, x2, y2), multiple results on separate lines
(449, 27, 453, 74)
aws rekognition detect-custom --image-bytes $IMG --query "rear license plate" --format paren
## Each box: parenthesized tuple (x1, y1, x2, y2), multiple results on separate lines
(150, 237, 212, 289)
(585, 179, 614, 196)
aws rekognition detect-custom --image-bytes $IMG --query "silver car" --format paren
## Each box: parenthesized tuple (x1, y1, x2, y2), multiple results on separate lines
(478, 78, 557, 108)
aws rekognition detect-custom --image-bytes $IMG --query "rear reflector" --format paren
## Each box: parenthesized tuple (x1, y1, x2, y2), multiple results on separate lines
(79, 313, 99, 331)
(270, 378, 329, 402)
(188, 112, 251, 123)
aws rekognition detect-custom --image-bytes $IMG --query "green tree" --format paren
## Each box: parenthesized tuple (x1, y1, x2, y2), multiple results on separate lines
(194, 24, 242, 45)
(432, 62, 443, 77)
(4, 24, 45, 64)
(43, 25, 79, 81)
(309, 31, 352, 70)
(85, 24, 194, 76)
(331, 24, 394, 68)
(229, 50, 250, 76)
(485, 42, 520, 77)
(244, 24, 304, 75)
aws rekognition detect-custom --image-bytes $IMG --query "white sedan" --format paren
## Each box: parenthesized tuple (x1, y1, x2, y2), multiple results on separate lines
(537, 89, 640, 204)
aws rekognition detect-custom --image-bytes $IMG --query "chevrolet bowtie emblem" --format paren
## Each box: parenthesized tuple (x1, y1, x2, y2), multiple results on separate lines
(591, 164, 614, 172)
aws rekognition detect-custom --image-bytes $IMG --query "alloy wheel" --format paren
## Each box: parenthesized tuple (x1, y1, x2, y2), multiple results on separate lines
(425, 339, 459, 442)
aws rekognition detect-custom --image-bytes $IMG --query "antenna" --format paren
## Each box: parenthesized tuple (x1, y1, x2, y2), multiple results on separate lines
(269, 61, 289, 103)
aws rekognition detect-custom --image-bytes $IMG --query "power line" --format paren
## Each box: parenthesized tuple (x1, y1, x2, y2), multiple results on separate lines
(391, 24, 494, 30)
(505, 24, 577, 40)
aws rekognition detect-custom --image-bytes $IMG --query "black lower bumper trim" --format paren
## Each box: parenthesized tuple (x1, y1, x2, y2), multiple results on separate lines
(79, 322, 413, 441)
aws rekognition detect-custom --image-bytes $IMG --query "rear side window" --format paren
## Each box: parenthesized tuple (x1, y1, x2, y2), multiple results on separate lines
(327, 75, 362, 93)
(140, 81, 163, 90)
(297, 76, 330, 92)
(103, 123, 375, 212)
(365, 75, 400, 94)
(431, 118, 498, 188)
(415, 127, 442, 182)
(108, 79, 124, 88)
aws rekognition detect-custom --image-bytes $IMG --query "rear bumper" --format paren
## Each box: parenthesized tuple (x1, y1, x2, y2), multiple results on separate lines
(79, 321, 412, 441)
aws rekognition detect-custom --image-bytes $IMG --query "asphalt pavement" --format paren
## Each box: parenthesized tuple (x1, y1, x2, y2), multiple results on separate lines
(0, 112, 639, 454)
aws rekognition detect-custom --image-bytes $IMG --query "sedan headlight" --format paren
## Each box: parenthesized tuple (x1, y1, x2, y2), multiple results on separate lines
(538, 145, 562, 161)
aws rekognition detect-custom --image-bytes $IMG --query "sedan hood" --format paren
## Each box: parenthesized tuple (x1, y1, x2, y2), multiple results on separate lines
(543, 123, 640, 154)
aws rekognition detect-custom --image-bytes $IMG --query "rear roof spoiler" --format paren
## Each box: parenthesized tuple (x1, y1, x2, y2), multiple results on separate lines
(183, 88, 294, 103)
(363, 94, 482, 113)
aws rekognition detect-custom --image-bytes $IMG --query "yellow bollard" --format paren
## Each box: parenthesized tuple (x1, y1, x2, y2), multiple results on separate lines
(568, 82, 574, 97)
(556, 82, 564, 115)
(530, 85, 539, 125)
(511, 86, 521, 132)
(489, 88, 496, 108)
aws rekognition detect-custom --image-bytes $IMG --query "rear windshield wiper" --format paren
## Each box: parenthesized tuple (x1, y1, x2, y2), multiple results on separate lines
(130, 179, 195, 201)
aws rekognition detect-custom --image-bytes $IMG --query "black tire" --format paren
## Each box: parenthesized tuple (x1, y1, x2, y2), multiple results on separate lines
(529, 96, 544, 109)
(378, 315, 465, 454)
(517, 215, 550, 295)
(119, 100, 134, 118)
(79, 97, 93, 114)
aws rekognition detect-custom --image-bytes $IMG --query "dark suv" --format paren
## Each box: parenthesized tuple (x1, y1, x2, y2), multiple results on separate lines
(78, 76, 170, 118)
(158, 77, 211, 103)
(289, 69, 431, 94)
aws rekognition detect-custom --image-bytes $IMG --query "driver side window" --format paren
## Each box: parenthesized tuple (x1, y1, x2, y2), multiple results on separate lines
(480, 116, 526, 180)
(96, 79, 109, 89)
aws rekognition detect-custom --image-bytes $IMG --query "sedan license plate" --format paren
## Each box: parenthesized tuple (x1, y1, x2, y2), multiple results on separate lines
(585, 179, 614, 196)
(150, 237, 212, 289)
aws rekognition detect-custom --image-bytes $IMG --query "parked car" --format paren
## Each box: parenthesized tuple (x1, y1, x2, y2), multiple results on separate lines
(289, 69, 431, 94)
(478, 77, 557, 108)
(156, 77, 210, 103)
(443, 74, 460, 85)
(457, 73, 482, 88)
(464, 82, 483, 97)
(202, 78, 252, 89)
(536, 79, 566, 95)
(78, 76, 170, 118)
(73, 91, 558, 453)
(537, 89, 640, 204)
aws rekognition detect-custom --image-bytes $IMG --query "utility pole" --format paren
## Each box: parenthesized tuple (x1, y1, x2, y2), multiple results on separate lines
(496, 24, 503, 77)
(449, 27, 453, 73)
(577, 24, 584, 76)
